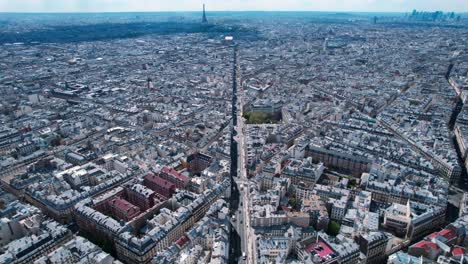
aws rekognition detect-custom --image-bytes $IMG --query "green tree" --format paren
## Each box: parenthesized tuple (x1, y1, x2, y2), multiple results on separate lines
(243, 112, 275, 124)
(51, 136, 62, 147)
(327, 221, 341, 236)
(348, 178, 357, 188)
(288, 198, 298, 209)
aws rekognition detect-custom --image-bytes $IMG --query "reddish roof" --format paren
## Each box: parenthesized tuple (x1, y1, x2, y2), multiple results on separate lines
(145, 174, 176, 190)
(109, 197, 139, 213)
(413, 241, 440, 251)
(427, 229, 457, 241)
(161, 167, 188, 182)
(175, 235, 189, 248)
(439, 229, 457, 241)
(305, 241, 335, 259)
(452, 247, 465, 256)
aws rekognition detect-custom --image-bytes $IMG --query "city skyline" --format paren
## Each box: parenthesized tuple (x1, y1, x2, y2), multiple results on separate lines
(1, 0, 468, 13)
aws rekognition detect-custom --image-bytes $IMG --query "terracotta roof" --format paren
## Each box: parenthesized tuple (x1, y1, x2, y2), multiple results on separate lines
(452, 247, 465, 256)
(413, 241, 440, 251)
(305, 241, 335, 259)
(109, 197, 139, 214)
(175, 235, 189, 248)
(439, 229, 457, 240)
(145, 174, 175, 190)
(161, 167, 188, 181)
(427, 229, 457, 241)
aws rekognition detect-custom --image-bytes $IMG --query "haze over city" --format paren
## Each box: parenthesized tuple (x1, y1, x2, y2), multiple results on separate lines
(1, 0, 468, 12)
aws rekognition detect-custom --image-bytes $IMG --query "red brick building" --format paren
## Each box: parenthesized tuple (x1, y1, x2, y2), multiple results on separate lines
(159, 167, 189, 189)
(107, 197, 140, 222)
(187, 152, 213, 174)
(144, 173, 176, 198)
(125, 183, 155, 211)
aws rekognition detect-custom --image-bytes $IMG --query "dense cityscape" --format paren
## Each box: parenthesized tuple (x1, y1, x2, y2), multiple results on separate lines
(1, 3, 468, 264)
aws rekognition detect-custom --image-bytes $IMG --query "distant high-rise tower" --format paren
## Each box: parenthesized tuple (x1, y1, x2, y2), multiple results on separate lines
(202, 4, 208, 23)
(147, 77, 153, 90)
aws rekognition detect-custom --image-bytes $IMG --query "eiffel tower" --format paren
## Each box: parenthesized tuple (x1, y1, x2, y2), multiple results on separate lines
(202, 4, 208, 23)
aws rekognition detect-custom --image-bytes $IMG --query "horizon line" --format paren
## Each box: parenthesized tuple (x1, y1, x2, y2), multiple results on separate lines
(0, 10, 467, 14)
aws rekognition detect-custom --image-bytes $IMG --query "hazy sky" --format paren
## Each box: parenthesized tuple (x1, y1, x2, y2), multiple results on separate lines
(0, 0, 467, 13)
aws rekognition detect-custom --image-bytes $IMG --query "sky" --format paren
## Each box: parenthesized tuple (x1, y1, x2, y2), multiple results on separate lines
(0, 0, 467, 13)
